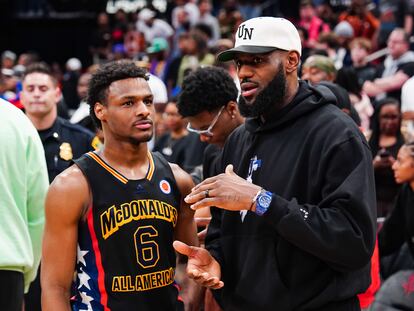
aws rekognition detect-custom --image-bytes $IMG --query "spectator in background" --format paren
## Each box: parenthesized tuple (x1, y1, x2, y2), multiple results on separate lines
(16, 51, 40, 68)
(136, 8, 174, 44)
(237, 0, 262, 21)
(333, 20, 354, 68)
(147, 37, 170, 81)
(338, 0, 380, 43)
(363, 28, 414, 102)
(314, 1, 337, 29)
(400, 75, 414, 141)
(373, 142, 414, 310)
(124, 23, 146, 59)
(112, 8, 129, 44)
(336, 67, 374, 135)
(20, 62, 95, 311)
(154, 99, 207, 173)
(172, 0, 200, 29)
(89, 12, 112, 64)
(301, 55, 362, 124)
(176, 30, 215, 87)
(166, 32, 190, 97)
(369, 97, 404, 218)
(1, 50, 16, 69)
(350, 37, 377, 85)
(170, 6, 191, 59)
(198, 0, 221, 47)
(301, 54, 337, 85)
(212, 38, 239, 85)
(0, 100, 48, 311)
(69, 72, 102, 145)
(1, 67, 19, 104)
(135, 57, 169, 150)
(217, 0, 243, 39)
(315, 32, 342, 66)
(377, 0, 413, 48)
(111, 43, 127, 61)
(298, 0, 330, 49)
(62, 57, 82, 115)
(297, 26, 311, 63)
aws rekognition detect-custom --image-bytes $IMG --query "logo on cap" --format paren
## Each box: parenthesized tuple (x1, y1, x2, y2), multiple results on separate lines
(237, 24, 254, 40)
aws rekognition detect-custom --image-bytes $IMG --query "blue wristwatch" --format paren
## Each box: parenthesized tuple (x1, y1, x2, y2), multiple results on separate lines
(255, 189, 273, 216)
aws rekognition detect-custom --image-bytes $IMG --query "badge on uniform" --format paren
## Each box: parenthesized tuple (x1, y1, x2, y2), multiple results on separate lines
(59, 142, 73, 161)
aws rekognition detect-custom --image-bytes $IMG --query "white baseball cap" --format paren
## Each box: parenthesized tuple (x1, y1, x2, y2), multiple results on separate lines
(139, 8, 156, 21)
(66, 57, 82, 71)
(217, 17, 302, 62)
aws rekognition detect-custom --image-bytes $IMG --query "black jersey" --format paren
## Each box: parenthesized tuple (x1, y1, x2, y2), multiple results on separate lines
(72, 151, 183, 311)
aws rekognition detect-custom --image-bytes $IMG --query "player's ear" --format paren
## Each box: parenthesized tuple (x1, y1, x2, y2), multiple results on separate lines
(95, 102, 106, 122)
(285, 51, 300, 74)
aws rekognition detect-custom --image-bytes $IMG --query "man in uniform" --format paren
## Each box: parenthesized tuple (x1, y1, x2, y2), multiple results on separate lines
(20, 62, 95, 311)
(20, 62, 95, 182)
(41, 60, 198, 310)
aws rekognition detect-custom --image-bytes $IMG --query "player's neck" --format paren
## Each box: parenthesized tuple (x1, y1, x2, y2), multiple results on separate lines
(101, 138, 149, 171)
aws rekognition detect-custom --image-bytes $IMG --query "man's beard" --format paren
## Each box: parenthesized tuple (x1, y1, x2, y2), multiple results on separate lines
(238, 68, 287, 118)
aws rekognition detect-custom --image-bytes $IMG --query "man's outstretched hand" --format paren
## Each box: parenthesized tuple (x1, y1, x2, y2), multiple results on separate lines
(173, 240, 224, 289)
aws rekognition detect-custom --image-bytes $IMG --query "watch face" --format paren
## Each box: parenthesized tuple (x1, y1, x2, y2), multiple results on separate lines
(258, 193, 271, 208)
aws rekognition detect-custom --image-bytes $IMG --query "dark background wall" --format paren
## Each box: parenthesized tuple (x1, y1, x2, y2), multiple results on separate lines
(0, 0, 107, 67)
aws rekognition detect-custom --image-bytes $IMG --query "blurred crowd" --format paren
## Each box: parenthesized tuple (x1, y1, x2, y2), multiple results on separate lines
(3, 0, 414, 309)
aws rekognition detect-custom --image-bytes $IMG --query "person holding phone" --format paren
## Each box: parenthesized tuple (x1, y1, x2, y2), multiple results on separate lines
(369, 97, 405, 217)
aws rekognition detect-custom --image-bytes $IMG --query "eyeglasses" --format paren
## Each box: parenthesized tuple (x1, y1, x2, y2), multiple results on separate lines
(187, 106, 225, 137)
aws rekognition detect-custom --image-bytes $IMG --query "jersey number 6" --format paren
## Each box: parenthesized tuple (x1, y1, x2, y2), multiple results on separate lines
(134, 225, 160, 268)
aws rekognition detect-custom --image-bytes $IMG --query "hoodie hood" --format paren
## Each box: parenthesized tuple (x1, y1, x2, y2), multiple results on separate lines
(245, 80, 337, 134)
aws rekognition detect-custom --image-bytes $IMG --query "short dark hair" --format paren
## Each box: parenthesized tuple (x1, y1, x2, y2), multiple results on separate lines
(403, 141, 414, 158)
(177, 66, 238, 117)
(378, 97, 400, 107)
(22, 62, 58, 86)
(87, 59, 149, 129)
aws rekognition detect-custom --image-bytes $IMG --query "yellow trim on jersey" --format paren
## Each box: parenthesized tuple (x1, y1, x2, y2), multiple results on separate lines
(86, 151, 155, 183)
(146, 152, 155, 181)
(87, 152, 128, 184)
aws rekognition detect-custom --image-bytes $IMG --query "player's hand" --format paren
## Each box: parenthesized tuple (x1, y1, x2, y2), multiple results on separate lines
(173, 241, 224, 289)
(184, 165, 262, 211)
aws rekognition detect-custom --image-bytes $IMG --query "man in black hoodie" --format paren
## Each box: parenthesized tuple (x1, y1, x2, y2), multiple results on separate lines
(174, 17, 376, 311)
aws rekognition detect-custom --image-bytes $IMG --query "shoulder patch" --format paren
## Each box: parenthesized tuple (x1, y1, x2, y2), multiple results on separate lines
(159, 179, 171, 194)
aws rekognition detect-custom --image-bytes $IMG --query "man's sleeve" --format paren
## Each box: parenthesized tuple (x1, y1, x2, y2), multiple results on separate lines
(401, 77, 414, 112)
(262, 136, 377, 272)
(398, 61, 414, 77)
(24, 131, 49, 292)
